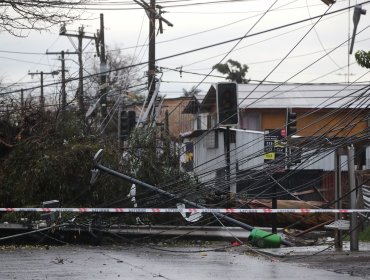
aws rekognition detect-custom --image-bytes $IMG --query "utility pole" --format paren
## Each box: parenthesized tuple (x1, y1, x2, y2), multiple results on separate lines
(92, 149, 294, 247)
(20, 88, 24, 116)
(28, 70, 59, 112)
(334, 148, 344, 249)
(97, 13, 108, 121)
(225, 126, 231, 194)
(78, 27, 85, 114)
(148, 0, 156, 105)
(46, 50, 78, 111)
(61, 51, 67, 110)
(134, 0, 173, 106)
(348, 146, 359, 251)
(60, 25, 96, 115)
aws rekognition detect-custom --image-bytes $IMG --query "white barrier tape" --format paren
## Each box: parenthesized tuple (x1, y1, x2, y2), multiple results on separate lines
(0, 208, 370, 214)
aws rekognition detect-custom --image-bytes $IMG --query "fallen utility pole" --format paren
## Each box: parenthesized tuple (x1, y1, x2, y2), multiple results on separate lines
(91, 149, 293, 247)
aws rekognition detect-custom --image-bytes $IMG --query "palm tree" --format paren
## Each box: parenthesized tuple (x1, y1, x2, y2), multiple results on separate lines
(212, 59, 249, 84)
(182, 85, 201, 97)
(355, 50, 370, 69)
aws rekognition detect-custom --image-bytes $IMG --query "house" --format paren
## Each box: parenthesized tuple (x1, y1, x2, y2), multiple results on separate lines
(118, 95, 194, 141)
(180, 83, 370, 202)
(158, 97, 195, 139)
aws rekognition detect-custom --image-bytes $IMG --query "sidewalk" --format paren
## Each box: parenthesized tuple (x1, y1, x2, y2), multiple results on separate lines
(258, 241, 370, 257)
(257, 242, 370, 279)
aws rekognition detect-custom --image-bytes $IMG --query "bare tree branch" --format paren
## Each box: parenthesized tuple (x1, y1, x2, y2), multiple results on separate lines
(0, 0, 86, 37)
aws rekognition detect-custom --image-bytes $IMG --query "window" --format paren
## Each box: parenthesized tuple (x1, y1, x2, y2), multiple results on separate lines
(204, 130, 218, 149)
(207, 114, 217, 129)
(240, 111, 261, 131)
(196, 115, 201, 130)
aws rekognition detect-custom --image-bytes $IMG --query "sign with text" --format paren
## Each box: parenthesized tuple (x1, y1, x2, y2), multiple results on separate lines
(264, 129, 286, 163)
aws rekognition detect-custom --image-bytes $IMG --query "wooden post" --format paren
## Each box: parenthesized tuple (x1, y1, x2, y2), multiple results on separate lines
(78, 26, 85, 115)
(99, 13, 108, 121)
(61, 51, 66, 110)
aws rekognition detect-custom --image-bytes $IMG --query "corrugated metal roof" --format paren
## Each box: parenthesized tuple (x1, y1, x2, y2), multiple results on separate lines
(203, 83, 370, 109)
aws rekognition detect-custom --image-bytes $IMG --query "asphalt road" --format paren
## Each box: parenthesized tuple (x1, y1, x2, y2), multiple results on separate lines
(0, 244, 365, 280)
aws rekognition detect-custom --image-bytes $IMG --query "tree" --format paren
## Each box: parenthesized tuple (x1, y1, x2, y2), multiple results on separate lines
(105, 48, 143, 97)
(88, 47, 143, 100)
(0, 0, 86, 36)
(212, 59, 250, 84)
(182, 85, 201, 97)
(355, 50, 370, 69)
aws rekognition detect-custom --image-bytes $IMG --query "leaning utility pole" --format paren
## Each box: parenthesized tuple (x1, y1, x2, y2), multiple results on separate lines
(134, 0, 173, 106)
(46, 50, 78, 111)
(28, 70, 59, 112)
(60, 25, 96, 115)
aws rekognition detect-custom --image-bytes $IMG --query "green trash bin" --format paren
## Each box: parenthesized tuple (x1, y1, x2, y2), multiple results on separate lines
(249, 228, 281, 248)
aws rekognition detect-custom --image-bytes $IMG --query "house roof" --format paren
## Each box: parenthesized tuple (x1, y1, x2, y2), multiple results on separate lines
(201, 83, 370, 110)
(182, 96, 201, 114)
(181, 93, 208, 114)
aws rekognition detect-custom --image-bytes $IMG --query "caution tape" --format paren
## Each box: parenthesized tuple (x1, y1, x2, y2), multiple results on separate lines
(0, 208, 370, 213)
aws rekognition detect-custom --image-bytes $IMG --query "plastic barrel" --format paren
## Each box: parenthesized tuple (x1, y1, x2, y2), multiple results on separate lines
(249, 228, 281, 248)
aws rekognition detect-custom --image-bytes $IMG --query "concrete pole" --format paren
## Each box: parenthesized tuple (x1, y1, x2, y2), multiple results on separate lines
(348, 146, 359, 251)
(94, 161, 294, 247)
(334, 149, 343, 249)
(225, 127, 231, 192)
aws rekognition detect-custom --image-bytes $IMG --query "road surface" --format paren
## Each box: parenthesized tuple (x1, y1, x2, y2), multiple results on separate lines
(0, 244, 366, 280)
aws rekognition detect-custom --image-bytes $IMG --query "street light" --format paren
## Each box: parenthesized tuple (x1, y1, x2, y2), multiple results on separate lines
(350, 5, 367, 54)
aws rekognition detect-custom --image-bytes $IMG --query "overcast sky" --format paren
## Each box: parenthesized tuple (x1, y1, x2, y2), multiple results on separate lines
(1, 0, 370, 99)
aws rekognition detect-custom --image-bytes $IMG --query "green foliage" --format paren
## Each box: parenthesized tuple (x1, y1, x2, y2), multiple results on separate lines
(0, 111, 129, 210)
(119, 127, 198, 199)
(355, 50, 370, 69)
(121, 127, 180, 185)
(0, 109, 198, 226)
(213, 59, 250, 84)
(55, 111, 86, 140)
(358, 224, 370, 242)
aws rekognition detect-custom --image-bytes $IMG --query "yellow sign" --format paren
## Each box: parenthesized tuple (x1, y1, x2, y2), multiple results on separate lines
(274, 140, 284, 148)
(263, 153, 275, 160)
